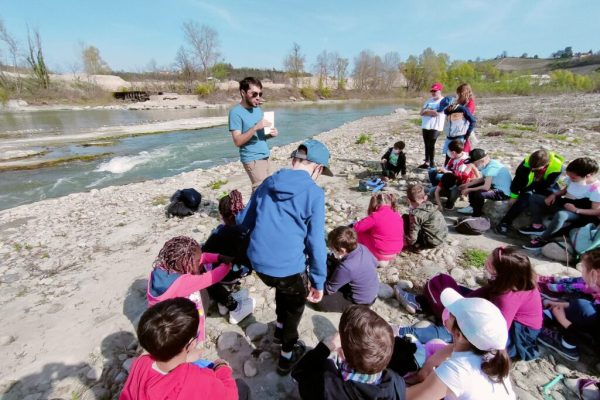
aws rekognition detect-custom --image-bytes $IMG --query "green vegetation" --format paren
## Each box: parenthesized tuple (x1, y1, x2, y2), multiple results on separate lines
(355, 133, 373, 145)
(151, 195, 169, 206)
(497, 123, 536, 132)
(115, 222, 126, 227)
(209, 179, 228, 190)
(13, 243, 22, 252)
(194, 82, 215, 97)
(461, 248, 488, 269)
(544, 134, 568, 141)
(300, 86, 317, 101)
(409, 118, 421, 126)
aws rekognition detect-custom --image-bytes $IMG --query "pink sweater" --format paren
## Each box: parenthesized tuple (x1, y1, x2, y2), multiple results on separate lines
(146, 253, 231, 342)
(469, 286, 543, 330)
(354, 205, 404, 260)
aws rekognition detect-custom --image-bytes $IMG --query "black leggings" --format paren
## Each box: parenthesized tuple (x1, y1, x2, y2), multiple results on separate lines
(422, 129, 440, 165)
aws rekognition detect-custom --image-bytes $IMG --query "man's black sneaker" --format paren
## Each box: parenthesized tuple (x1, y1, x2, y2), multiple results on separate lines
(537, 328, 579, 362)
(418, 163, 429, 169)
(277, 341, 306, 375)
(518, 225, 546, 236)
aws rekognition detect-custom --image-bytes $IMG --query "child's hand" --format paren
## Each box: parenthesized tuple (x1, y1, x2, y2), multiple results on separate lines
(545, 300, 569, 309)
(307, 287, 324, 303)
(380, 159, 386, 164)
(545, 193, 556, 206)
(564, 203, 577, 213)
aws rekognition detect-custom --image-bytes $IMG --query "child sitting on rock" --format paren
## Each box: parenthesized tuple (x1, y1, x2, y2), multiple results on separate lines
(147, 236, 235, 342)
(354, 193, 404, 267)
(522, 157, 600, 250)
(119, 297, 245, 400)
(457, 148, 512, 216)
(395, 246, 542, 361)
(380, 141, 407, 180)
(202, 190, 255, 325)
(313, 226, 379, 313)
(404, 184, 448, 249)
(537, 249, 600, 362)
(292, 305, 406, 400)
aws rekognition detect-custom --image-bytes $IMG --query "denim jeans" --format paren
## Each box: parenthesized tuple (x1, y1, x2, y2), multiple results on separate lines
(529, 195, 584, 239)
(257, 272, 308, 352)
(428, 168, 442, 186)
(398, 324, 453, 344)
(507, 321, 540, 361)
(563, 298, 600, 346)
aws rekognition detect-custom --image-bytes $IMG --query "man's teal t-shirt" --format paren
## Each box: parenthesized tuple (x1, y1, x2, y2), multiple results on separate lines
(228, 104, 269, 164)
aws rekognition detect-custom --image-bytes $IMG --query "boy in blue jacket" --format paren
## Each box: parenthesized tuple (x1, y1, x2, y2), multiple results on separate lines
(237, 139, 332, 375)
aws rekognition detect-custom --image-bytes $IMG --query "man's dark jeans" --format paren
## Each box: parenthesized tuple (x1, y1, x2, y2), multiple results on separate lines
(257, 272, 308, 352)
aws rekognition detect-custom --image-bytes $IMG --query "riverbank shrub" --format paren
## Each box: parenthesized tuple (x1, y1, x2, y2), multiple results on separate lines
(195, 82, 215, 97)
(355, 133, 372, 145)
(299, 86, 317, 100)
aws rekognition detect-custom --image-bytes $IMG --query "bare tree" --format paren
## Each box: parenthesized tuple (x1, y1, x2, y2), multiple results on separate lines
(182, 21, 220, 81)
(26, 28, 50, 89)
(382, 51, 401, 91)
(314, 50, 330, 88)
(0, 18, 21, 93)
(283, 42, 305, 88)
(81, 44, 111, 75)
(175, 46, 196, 93)
(329, 52, 348, 89)
(353, 50, 383, 91)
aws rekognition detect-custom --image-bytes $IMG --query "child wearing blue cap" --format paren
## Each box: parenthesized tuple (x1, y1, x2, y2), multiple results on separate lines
(237, 139, 332, 375)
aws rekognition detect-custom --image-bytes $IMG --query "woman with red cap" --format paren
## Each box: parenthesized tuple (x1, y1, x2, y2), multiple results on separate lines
(419, 83, 446, 169)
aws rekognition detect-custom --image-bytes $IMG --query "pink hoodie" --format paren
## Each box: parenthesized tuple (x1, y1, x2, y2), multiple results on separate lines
(146, 253, 231, 342)
(354, 205, 404, 261)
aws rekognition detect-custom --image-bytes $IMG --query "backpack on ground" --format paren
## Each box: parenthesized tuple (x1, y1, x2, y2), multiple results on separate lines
(570, 223, 600, 258)
(454, 216, 490, 235)
(166, 188, 202, 217)
(422, 273, 461, 321)
(358, 177, 386, 193)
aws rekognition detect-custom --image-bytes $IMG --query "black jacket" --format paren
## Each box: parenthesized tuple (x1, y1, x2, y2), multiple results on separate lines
(292, 342, 406, 400)
(381, 148, 407, 176)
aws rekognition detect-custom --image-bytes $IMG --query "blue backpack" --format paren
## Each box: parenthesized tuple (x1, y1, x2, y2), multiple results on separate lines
(570, 223, 600, 258)
(358, 177, 386, 193)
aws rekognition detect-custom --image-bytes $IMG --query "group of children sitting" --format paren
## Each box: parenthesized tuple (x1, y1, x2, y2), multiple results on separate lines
(118, 133, 600, 399)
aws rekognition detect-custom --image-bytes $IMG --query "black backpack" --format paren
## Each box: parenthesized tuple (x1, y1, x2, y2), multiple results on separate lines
(166, 188, 202, 217)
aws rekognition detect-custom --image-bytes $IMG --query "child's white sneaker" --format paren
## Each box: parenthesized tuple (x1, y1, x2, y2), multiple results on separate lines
(229, 297, 255, 325)
(217, 288, 250, 316)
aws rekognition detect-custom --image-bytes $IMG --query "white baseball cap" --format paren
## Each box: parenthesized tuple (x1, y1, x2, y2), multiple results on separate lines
(440, 288, 508, 351)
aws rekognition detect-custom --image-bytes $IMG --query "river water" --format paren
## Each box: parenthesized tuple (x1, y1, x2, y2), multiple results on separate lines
(0, 102, 403, 210)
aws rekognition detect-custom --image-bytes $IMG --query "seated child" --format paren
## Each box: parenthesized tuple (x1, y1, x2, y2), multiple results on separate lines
(404, 184, 448, 249)
(202, 190, 255, 324)
(147, 236, 233, 342)
(314, 226, 379, 313)
(537, 249, 600, 362)
(354, 193, 404, 266)
(292, 305, 406, 400)
(395, 246, 542, 361)
(458, 148, 512, 216)
(380, 141, 407, 180)
(119, 297, 240, 400)
(522, 157, 600, 250)
(427, 139, 469, 188)
(405, 288, 515, 399)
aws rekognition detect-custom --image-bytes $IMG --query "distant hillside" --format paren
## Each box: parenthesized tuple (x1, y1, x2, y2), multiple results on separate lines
(489, 57, 600, 75)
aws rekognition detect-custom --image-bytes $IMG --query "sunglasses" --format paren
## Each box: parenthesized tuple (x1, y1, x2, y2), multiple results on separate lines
(248, 91, 263, 98)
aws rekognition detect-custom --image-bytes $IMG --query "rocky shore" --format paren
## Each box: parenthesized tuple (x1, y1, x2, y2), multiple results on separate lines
(0, 93, 599, 399)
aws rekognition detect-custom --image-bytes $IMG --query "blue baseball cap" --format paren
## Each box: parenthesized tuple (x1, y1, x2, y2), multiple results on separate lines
(290, 139, 333, 176)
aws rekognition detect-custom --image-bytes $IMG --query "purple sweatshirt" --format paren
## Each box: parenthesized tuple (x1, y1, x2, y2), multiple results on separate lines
(325, 244, 379, 305)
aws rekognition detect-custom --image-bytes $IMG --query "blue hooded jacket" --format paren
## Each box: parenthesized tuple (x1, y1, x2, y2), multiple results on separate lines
(236, 168, 327, 290)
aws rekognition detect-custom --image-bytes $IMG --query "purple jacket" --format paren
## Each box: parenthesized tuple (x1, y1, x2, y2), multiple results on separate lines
(325, 244, 379, 305)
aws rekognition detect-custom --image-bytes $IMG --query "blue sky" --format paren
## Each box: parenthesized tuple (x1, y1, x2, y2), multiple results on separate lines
(1, 0, 598, 72)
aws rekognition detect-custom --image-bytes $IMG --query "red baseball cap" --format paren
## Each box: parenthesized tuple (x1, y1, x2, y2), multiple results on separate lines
(431, 83, 443, 91)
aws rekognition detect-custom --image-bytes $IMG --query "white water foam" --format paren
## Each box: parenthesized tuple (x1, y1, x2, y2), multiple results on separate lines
(96, 149, 169, 174)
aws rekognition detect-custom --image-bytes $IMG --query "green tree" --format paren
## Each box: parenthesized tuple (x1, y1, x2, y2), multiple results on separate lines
(26, 28, 50, 89)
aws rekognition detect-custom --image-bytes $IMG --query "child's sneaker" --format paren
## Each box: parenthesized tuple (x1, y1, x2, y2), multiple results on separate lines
(418, 163, 429, 169)
(457, 206, 473, 214)
(518, 225, 546, 235)
(228, 296, 255, 325)
(218, 288, 250, 316)
(394, 286, 421, 314)
(277, 341, 306, 375)
(537, 328, 579, 361)
(523, 237, 547, 250)
(564, 378, 600, 400)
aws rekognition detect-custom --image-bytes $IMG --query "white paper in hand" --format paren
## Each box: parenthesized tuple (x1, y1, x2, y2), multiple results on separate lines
(263, 111, 274, 135)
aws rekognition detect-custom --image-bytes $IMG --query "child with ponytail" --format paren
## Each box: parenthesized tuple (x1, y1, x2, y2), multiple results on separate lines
(406, 288, 515, 400)
(354, 192, 404, 266)
(202, 190, 255, 325)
